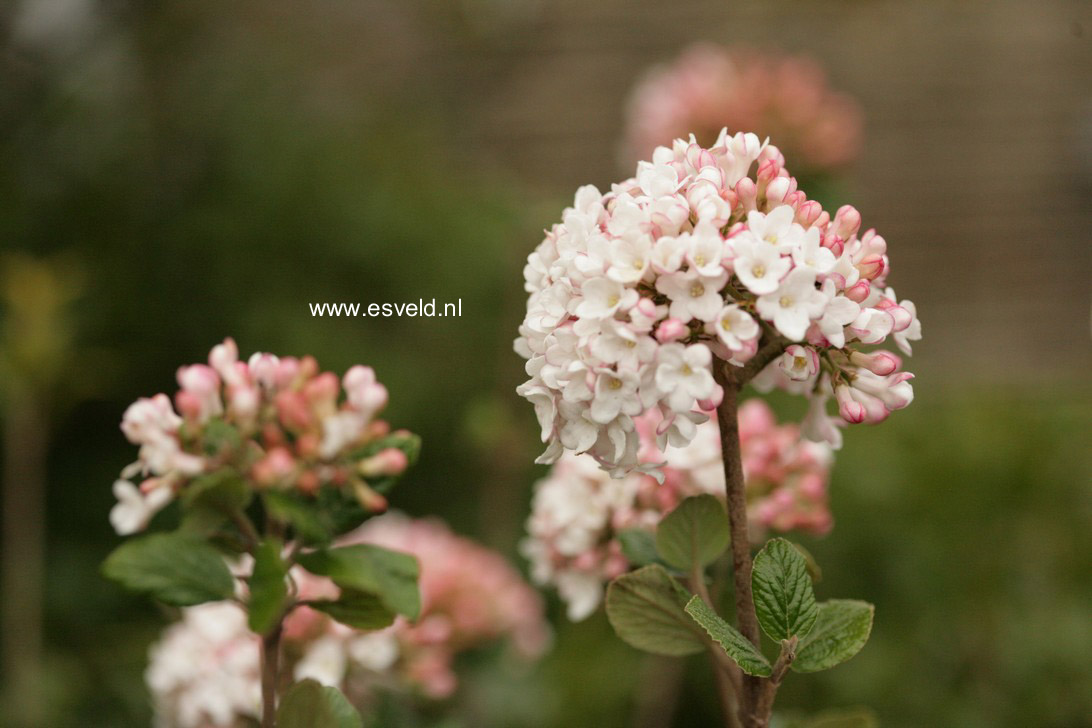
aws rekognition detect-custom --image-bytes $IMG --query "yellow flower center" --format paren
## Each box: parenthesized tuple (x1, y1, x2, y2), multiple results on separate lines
(689, 282, 705, 298)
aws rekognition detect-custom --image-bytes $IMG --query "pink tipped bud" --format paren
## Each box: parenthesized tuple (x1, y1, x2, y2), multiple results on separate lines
(174, 390, 204, 420)
(358, 447, 409, 478)
(856, 254, 886, 280)
(845, 280, 871, 303)
(252, 447, 296, 486)
(835, 385, 866, 424)
(734, 178, 758, 211)
(352, 479, 388, 513)
(765, 176, 792, 204)
(832, 205, 862, 239)
(796, 200, 824, 227)
(850, 350, 900, 376)
(297, 470, 320, 495)
(655, 317, 688, 343)
(697, 384, 724, 411)
(275, 390, 313, 431)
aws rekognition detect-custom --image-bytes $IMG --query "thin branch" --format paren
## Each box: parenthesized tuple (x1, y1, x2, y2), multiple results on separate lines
(755, 637, 798, 719)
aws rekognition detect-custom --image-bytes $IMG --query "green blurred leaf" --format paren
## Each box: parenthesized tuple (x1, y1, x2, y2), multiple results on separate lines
(752, 538, 819, 641)
(605, 565, 705, 656)
(308, 589, 396, 630)
(297, 544, 419, 619)
(617, 528, 660, 567)
(248, 540, 288, 635)
(685, 595, 772, 676)
(277, 679, 362, 728)
(792, 600, 874, 673)
(655, 495, 730, 571)
(102, 532, 234, 606)
(264, 490, 334, 545)
(181, 469, 252, 514)
(199, 419, 243, 458)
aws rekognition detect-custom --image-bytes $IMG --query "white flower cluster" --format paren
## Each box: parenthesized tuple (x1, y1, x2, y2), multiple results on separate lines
(145, 602, 261, 728)
(516, 130, 920, 473)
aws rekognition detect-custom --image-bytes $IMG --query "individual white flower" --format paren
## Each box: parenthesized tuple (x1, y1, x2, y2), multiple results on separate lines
(743, 205, 803, 254)
(589, 320, 656, 368)
(347, 630, 400, 672)
(731, 237, 791, 295)
(655, 268, 729, 322)
(712, 304, 760, 351)
(589, 368, 642, 424)
(109, 480, 173, 535)
(654, 343, 715, 412)
(815, 280, 860, 348)
(294, 635, 348, 687)
(791, 226, 837, 273)
(650, 234, 686, 273)
(606, 232, 653, 284)
(848, 308, 895, 345)
(684, 220, 726, 277)
(779, 344, 820, 381)
(756, 267, 828, 341)
(556, 571, 604, 622)
(574, 276, 637, 319)
(885, 288, 922, 355)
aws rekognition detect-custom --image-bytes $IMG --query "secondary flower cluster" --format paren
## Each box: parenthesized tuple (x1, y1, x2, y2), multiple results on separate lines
(522, 400, 832, 620)
(146, 515, 549, 727)
(289, 514, 550, 700)
(515, 130, 920, 474)
(623, 43, 863, 175)
(111, 338, 411, 535)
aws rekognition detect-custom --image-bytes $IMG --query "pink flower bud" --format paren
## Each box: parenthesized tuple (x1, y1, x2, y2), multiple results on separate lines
(849, 349, 900, 376)
(835, 385, 865, 424)
(845, 279, 871, 303)
(697, 383, 724, 411)
(655, 317, 688, 343)
(359, 448, 409, 478)
(876, 298, 913, 332)
(832, 205, 862, 240)
(252, 447, 296, 486)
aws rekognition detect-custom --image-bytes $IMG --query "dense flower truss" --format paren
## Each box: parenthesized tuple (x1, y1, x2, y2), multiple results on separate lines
(522, 401, 832, 620)
(146, 515, 549, 726)
(111, 338, 412, 535)
(622, 43, 862, 174)
(515, 131, 920, 474)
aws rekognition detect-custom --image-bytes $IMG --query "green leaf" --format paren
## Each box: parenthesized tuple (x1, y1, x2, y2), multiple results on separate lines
(685, 595, 772, 676)
(604, 565, 705, 656)
(297, 544, 420, 620)
(181, 469, 252, 514)
(308, 589, 396, 630)
(277, 679, 362, 728)
(792, 600, 874, 673)
(102, 532, 234, 606)
(752, 538, 819, 641)
(617, 528, 660, 567)
(655, 495, 730, 572)
(248, 540, 288, 634)
(264, 490, 334, 545)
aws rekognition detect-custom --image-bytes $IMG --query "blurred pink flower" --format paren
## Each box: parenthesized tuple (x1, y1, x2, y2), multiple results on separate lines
(623, 43, 863, 174)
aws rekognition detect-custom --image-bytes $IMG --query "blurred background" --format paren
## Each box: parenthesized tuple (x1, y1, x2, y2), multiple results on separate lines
(1, 0, 1089, 726)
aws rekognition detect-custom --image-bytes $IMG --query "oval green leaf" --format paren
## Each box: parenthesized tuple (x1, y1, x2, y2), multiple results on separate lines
(102, 532, 234, 607)
(792, 599, 874, 673)
(605, 565, 705, 656)
(752, 538, 819, 641)
(655, 495, 730, 571)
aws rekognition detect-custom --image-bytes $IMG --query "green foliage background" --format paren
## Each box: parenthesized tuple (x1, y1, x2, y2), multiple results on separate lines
(0, 2, 1089, 726)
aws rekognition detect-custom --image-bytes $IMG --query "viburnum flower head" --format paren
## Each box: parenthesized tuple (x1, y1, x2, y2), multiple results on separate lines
(516, 130, 920, 474)
(111, 338, 417, 535)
